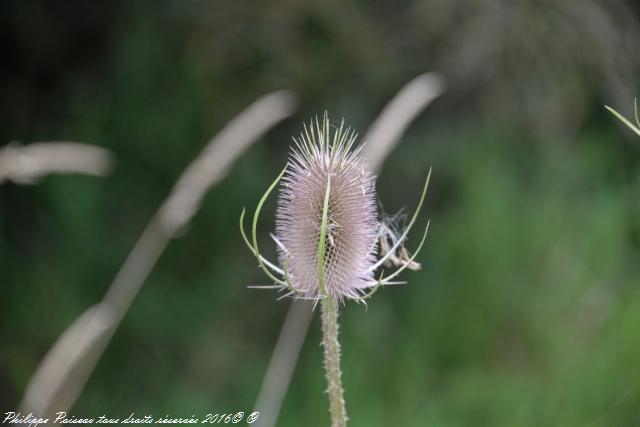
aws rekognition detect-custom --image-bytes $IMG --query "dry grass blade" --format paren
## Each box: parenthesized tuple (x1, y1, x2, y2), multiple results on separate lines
(252, 75, 444, 427)
(19, 305, 114, 416)
(362, 72, 445, 171)
(0, 142, 114, 185)
(19, 90, 297, 418)
(252, 301, 315, 427)
(159, 91, 297, 234)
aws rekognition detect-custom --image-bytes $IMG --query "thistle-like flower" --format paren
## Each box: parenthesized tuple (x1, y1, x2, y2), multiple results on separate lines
(240, 112, 430, 304)
(240, 113, 430, 426)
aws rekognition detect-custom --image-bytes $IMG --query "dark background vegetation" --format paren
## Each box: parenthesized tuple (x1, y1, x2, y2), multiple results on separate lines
(2, 1, 640, 425)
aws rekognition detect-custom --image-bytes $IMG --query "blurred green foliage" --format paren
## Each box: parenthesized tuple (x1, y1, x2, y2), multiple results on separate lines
(1, 1, 640, 426)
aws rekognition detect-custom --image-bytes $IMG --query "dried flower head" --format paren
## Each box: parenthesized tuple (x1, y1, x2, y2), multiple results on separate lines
(240, 113, 430, 304)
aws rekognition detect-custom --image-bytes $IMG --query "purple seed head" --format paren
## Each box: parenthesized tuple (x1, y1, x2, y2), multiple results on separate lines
(275, 114, 379, 302)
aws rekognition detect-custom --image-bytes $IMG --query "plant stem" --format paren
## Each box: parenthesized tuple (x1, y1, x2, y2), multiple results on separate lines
(321, 297, 347, 427)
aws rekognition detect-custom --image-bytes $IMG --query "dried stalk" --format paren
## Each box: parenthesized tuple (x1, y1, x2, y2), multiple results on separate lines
(19, 90, 297, 417)
(0, 142, 114, 185)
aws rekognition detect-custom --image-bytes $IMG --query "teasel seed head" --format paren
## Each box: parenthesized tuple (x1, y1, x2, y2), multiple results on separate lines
(240, 112, 431, 304)
(275, 114, 379, 302)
